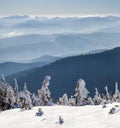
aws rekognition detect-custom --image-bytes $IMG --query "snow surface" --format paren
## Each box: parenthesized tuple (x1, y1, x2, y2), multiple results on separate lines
(0, 103, 120, 128)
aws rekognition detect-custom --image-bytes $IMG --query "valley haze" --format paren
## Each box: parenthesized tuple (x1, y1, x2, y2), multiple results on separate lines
(1, 15, 120, 63)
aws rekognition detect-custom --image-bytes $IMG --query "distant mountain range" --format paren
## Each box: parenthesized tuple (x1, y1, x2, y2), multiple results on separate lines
(1, 33, 120, 63)
(1, 15, 120, 36)
(6, 47, 120, 101)
(0, 55, 61, 76)
(31, 55, 61, 63)
(1, 15, 120, 63)
(0, 62, 47, 76)
(85, 49, 107, 55)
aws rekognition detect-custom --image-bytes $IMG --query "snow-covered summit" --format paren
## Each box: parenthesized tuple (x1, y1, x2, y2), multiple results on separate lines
(0, 103, 120, 128)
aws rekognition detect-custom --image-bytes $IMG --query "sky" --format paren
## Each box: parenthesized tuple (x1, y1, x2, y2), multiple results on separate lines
(0, 0, 120, 17)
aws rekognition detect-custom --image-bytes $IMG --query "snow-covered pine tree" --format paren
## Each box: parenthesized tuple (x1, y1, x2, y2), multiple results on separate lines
(18, 91, 25, 109)
(74, 79, 89, 106)
(14, 79, 19, 97)
(104, 86, 112, 104)
(57, 97, 63, 105)
(38, 76, 52, 106)
(0, 80, 8, 110)
(18, 83, 32, 109)
(13, 78, 20, 108)
(32, 93, 39, 106)
(4, 84, 16, 110)
(88, 97, 94, 105)
(69, 95, 75, 106)
(7, 85, 15, 105)
(113, 82, 120, 102)
(61, 93, 69, 105)
(93, 88, 103, 105)
(1, 74, 6, 84)
(37, 89, 43, 106)
(23, 82, 32, 109)
(0, 76, 16, 110)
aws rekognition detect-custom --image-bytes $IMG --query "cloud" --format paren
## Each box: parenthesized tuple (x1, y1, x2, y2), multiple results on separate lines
(1, 31, 24, 38)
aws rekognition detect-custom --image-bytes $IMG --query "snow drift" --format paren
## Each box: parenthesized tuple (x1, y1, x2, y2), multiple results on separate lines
(0, 103, 120, 128)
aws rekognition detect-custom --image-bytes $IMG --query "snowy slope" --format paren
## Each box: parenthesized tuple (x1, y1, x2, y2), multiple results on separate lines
(0, 103, 120, 128)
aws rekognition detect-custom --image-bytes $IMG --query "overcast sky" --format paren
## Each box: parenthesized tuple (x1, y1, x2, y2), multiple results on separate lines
(0, 0, 120, 17)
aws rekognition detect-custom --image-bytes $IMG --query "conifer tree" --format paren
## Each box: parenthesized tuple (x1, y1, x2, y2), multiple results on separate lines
(74, 79, 89, 106)
(113, 82, 120, 102)
(37, 89, 43, 105)
(69, 95, 75, 106)
(0, 75, 16, 110)
(18, 83, 32, 109)
(88, 97, 94, 105)
(1, 74, 6, 84)
(104, 86, 112, 104)
(93, 88, 102, 105)
(38, 76, 52, 106)
(32, 93, 39, 106)
(58, 97, 63, 105)
(13, 78, 20, 108)
(7, 85, 15, 105)
(14, 79, 19, 97)
(0, 79, 8, 110)
(62, 93, 69, 105)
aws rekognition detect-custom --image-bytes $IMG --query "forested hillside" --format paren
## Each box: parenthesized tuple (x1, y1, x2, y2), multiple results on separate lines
(6, 47, 120, 100)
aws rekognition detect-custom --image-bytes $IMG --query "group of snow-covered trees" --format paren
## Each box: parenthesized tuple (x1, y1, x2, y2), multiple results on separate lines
(0, 75, 52, 111)
(58, 79, 120, 106)
(0, 74, 120, 111)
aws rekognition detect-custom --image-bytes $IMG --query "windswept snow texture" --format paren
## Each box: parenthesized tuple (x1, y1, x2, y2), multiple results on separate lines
(0, 103, 120, 128)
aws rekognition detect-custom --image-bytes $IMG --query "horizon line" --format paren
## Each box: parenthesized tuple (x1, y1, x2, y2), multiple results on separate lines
(1, 14, 120, 18)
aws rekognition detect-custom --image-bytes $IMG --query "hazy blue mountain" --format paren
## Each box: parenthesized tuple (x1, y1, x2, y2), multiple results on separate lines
(1, 33, 120, 63)
(87, 49, 107, 54)
(31, 55, 62, 63)
(0, 61, 48, 76)
(0, 54, 61, 75)
(98, 24, 120, 33)
(6, 47, 120, 101)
